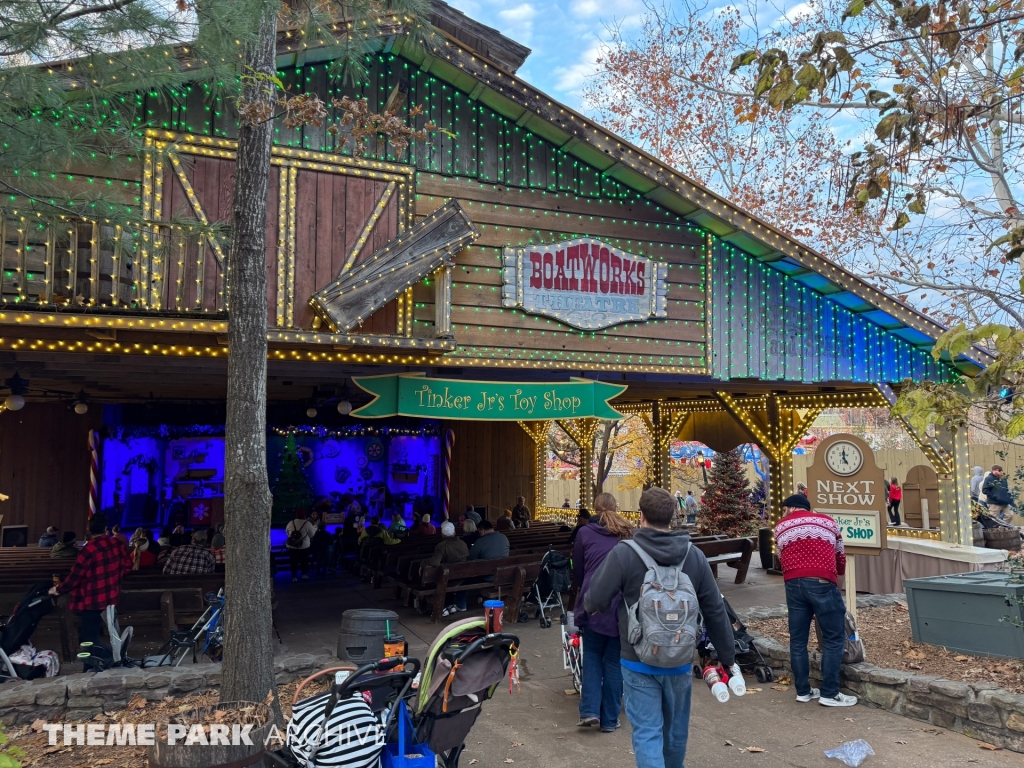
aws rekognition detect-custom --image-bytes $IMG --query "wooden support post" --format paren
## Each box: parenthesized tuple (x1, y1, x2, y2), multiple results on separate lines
(557, 418, 601, 511)
(641, 403, 691, 492)
(435, 265, 452, 338)
(846, 555, 857, 625)
(718, 391, 822, 539)
(517, 421, 550, 517)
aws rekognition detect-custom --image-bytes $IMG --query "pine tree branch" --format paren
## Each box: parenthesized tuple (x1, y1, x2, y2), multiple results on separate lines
(51, 0, 143, 25)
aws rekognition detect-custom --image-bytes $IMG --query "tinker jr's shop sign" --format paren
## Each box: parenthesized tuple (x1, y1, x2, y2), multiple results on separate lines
(501, 237, 669, 330)
(814, 509, 884, 549)
(351, 374, 626, 421)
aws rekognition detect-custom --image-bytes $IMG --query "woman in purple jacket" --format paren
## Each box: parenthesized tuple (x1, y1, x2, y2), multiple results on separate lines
(573, 492, 634, 732)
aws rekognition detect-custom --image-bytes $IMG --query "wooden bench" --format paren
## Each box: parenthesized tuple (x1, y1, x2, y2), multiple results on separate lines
(417, 558, 544, 623)
(695, 537, 754, 584)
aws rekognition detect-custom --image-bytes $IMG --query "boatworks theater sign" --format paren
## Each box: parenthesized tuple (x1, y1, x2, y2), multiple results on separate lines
(501, 238, 669, 331)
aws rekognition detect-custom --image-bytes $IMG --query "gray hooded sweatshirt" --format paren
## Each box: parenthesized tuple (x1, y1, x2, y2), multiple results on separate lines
(584, 527, 735, 668)
(970, 466, 985, 499)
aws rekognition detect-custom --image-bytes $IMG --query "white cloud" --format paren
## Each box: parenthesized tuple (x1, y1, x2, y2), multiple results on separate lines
(497, 3, 539, 43)
(570, 0, 602, 16)
(553, 40, 605, 94)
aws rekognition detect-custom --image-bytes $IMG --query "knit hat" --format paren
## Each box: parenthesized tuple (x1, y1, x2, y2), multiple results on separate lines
(441, 522, 456, 537)
(781, 494, 811, 511)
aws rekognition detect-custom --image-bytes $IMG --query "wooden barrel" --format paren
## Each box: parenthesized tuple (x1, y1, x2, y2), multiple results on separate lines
(972, 523, 985, 548)
(983, 527, 1022, 551)
(337, 608, 397, 661)
(147, 701, 273, 768)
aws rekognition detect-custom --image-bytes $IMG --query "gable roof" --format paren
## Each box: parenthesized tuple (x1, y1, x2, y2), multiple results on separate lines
(307, 23, 988, 373)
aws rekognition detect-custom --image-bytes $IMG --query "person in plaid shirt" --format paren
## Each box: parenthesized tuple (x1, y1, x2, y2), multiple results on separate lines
(163, 529, 216, 575)
(49, 514, 133, 645)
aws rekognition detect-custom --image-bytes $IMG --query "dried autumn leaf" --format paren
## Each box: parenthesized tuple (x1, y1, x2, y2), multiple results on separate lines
(978, 742, 1001, 750)
(771, 685, 790, 692)
(746, 746, 766, 752)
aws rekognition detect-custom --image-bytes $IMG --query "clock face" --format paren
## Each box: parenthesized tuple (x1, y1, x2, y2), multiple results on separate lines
(824, 441, 863, 476)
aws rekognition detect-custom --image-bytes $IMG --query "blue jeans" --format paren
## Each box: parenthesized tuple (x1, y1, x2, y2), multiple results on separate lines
(579, 629, 622, 729)
(621, 666, 692, 768)
(786, 577, 846, 699)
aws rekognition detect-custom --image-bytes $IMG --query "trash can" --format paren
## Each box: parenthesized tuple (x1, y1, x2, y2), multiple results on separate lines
(337, 608, 400, 662)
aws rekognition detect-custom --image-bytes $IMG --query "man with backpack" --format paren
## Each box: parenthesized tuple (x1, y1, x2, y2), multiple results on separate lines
(586, 487, 736, 767)
(284, 511, 316, 582)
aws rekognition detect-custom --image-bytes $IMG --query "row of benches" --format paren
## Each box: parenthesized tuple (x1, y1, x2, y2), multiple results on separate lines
(351, 523, 754, 623)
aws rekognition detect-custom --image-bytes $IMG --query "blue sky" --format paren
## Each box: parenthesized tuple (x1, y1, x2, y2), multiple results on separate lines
(444, 1, 814, 111)
(445, 0, 651, 109)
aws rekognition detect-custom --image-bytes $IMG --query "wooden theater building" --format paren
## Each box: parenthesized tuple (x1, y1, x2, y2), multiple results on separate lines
(0, 3, 989, 551)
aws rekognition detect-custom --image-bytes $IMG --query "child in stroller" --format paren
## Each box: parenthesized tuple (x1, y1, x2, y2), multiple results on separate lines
(695, 597, 774, 683)
(1, 581, 58, 681)
(269, 617, 519, 768)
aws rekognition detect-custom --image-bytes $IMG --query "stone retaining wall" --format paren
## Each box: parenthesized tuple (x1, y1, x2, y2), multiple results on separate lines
(0, 652, 337, 726)
(752, 630, 1024, 753)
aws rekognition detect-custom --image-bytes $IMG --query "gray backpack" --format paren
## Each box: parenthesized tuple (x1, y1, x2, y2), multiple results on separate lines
(623, 539, 700, 669)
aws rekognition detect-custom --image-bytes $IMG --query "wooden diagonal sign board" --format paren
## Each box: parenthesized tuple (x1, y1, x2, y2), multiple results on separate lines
(309, 199, 479, 333)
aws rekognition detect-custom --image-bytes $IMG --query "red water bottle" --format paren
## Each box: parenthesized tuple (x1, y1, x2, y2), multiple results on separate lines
(702, 664, 730, 703)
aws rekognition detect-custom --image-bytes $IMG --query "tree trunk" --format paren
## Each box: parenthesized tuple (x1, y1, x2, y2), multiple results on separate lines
(220, 0, 278, 716)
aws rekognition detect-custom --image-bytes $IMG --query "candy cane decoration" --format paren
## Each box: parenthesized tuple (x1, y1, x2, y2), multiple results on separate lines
(88, 430, 99, 519)
(443, 428, 455, 520)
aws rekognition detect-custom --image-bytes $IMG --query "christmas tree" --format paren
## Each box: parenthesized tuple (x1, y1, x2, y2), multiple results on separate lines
(697, 447, 759, 537)
(271, 435, 314, 522)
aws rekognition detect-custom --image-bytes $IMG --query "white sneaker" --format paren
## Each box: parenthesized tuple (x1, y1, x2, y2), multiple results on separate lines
(820, 693, 858, 707)
(441, 605, 456, 617)
(796, 688, 820, 703)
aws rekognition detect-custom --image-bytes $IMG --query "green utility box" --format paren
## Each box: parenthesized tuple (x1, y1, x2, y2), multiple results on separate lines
(904, 571, 1024, 659)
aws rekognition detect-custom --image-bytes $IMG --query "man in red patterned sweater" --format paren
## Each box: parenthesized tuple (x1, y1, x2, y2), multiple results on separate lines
(49, 513, 133, 648)
(774, 494, 857, 708)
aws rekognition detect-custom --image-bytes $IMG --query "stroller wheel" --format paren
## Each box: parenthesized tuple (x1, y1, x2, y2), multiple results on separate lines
(540, 616, 551, 629)
(764, 667, 774, 682)
(755, 667, 767, 683)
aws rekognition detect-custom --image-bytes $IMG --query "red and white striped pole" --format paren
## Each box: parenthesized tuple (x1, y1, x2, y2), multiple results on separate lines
(443, 428, 455, 520)
(88, 430, 99, 519)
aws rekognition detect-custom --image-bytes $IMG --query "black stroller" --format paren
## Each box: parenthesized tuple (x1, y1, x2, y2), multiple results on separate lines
(1, 581, 55, 681)
(530, 548, 572, 628)
(268, 617, 519, 768)
(695, 597, 774, 683)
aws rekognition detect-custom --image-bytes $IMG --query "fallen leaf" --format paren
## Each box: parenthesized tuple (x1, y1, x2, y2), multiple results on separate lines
(468, 761, 478, 765)
(511, 742, 523, 748)
(724, 740, 734, 746)
(530, 704, 545, 709)
(844, 718, 855, 722)
(978, 742, 1001, 751)
(504, 760, 515, 764)
(954, 655, 969, 661)
(770, 685, 789, 692)
(794, 741, 813, 747)
(564, 689, 578, 696)
(777, 676, 791, 685)
(906, 650, 927, 660)
(895, 740, 907, 745)
(128, 695, 147, 710)
(30, 719, 47, 732)
(533, 654, 542, 658)
(44, 747, 61, 755)
(746, 746, 766, 753)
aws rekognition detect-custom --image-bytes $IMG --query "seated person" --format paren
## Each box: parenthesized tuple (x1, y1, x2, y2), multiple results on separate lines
(461, 519, 480, 549)
(358, 516, 398, 546)
(163, 529, 216, 574)
(420, 522, 469, 617)
(468, 519, 510, 561)
(413, 514, 437, 536)
(50, 531, 78, 559)
(496, 510, 515, 531)
(38, 526, 59, 548)
(389, 512, 408, 538)
(463, 505, 482, 525)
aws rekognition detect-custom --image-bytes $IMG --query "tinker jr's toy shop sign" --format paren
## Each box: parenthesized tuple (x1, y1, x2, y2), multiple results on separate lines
(501, 237, 669, 330)
(351, 374, 626, 421)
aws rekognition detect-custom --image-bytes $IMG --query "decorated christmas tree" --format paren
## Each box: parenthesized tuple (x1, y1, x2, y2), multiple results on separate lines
(271, 435, 314, 522)
(697, 447, 759, 537)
